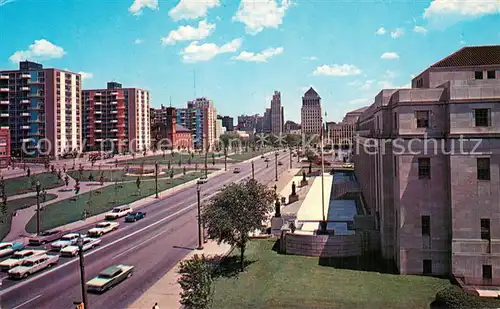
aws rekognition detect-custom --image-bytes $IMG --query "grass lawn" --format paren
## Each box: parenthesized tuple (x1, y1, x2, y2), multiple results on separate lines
(228, 151, 272, 162)
(211, 239, 451, 309)
(66, 168, 214, 182)
(25, 172, 207, 233)
(122, 152, 226, 165)
(0, 194, 57, 240)
(2, 173, 64, 197)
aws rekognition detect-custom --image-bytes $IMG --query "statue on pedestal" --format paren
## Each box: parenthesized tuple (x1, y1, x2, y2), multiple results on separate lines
(274, 199, 281, 217)
(289, 181, 299, 203)
(300, 170, 308, 187)
(291, 181, 296, 196)
(308, 163, 312, 174)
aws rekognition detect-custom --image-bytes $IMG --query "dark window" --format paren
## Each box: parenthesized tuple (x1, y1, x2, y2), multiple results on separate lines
(475, 71, 484, 80)
(483, 265, 492, 280)
(477, 158, 490, 180)
(394, 112, 398, 129)
(418, 158, 431, 179)
(475, 109, 490, 127)
(416, 79, 423, 88)
(487, 71, 496, 79)
(416, 111, 430, 128)
(394, 157, 398, 177)
(481, 218, 491, 240)
(423, 260, 432, 275)
(422, 216, 431, 236)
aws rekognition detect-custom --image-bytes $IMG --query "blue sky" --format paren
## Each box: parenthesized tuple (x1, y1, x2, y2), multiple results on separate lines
(0, 0, 499, 123)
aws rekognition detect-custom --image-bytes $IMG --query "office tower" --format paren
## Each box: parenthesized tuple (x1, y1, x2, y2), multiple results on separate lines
(270, 90, 284, 134)
(301, 87, 322, 135)
(177, 97, 216, 150)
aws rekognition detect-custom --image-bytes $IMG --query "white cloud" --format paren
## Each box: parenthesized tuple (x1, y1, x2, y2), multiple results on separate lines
(378, 80, 396, 89)
(181, 38, 242, 62)
(128, 0, 158, 15)
(303, 56, 317, 61)
(169, 0, 220, 21)
(424, 0, 500, 20)
(134, 38, 144, 44)
(313, 64, 361, 77)
(360, 80, 374, 90)
(233, 0, 292, 35)
(161, 20, 215, 45)
(380, 52, 400, 60)
(232, 47, 283, 62)
(414, 25, 427, 34)
(349, 98, 370, 105)
(78, 72, 93, 80)
(9, 39, 66, 63)
(391, 28, 404, 38)
(376, 27, 386, 35)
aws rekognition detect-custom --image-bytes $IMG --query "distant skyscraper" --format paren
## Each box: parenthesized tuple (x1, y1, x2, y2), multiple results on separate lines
(270, 90, 284, 134)
(263, 109, 271, 133)
(177, 97, 216, 150)
(237, 114, 259, 133)
(301, 87, 322, 135)
(218, 115, 234, 132)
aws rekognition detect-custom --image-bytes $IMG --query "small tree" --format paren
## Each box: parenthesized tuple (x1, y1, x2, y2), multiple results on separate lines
(178, 254, 213, 309)
(64, 175, 69, 187)
(99, 175, 104, 186)
(170, 169, 174, 179)
(168, 160, 171, 170)
(183, 166, 186, 176)
(178, 159, 182, 167)
(26, 167, 31, 178)
(195, 163, 198, 171)
(136, 177, 141, 195)
(88, 173, 94, 181)
(203, 179, 275, 271)
(188, 157, 192, 165)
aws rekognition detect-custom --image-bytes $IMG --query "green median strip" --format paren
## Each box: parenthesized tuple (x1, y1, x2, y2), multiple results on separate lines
(2, 173, 64, 197)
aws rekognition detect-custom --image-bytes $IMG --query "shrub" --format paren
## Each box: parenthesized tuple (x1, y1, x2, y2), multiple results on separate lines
(434, 286, 500, 309)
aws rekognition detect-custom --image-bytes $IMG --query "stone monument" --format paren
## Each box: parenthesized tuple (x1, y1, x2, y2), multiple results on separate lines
(288, 181, 299, 203)
(274, 199, 281, 217)
(300, 170, 308, 187)
(271, 198, 284, 236)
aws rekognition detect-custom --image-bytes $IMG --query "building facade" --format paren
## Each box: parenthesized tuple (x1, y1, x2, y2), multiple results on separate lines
(83, 82, 150, 153)
(151, 106, 192, 150)
(263, 109, 271, 133)
(218, 115, 234, 132)
(215, 118, 224, 140)
(301, 87, 322, 135)
(270, 90, 284, 135)
(177, 97, 216, 150)
(0, 61, 82, 158)
(237, 114, 259, 133)
(353, 46, 500, 288)
(284, 120, 300, 133)
(327, 107, 368, 148)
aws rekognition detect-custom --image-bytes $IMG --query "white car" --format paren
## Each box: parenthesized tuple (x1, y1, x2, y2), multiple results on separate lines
(0, 249, 47, 270)
(87, 222, 119, 238)
(197, 176, 208, 184)
(60, 237, 101, 257)
(104, 205, 133, 220)
(49, 233, 80, 251)
(8, 254, 59, 279)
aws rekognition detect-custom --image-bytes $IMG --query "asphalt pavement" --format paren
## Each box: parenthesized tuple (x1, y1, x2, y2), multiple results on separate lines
(0, 152, 290, 309)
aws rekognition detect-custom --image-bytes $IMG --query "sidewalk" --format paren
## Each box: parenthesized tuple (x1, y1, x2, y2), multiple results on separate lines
(128, 240, 232, 309)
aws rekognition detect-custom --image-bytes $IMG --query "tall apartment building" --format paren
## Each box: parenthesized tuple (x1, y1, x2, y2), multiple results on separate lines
(270, 90, 284, 134)
(301, 87, 322, 135)
(83, 82, 150, 153)
(263, 109, 271, 133)
(0, 61, 82, 158)
(177, 97, 216, 150)
(353, 46, 500, 289)
(218, 115, 234, 132)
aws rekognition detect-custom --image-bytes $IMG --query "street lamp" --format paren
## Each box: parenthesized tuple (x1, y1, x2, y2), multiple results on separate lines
(319, 111, 327, 233)
(274, 152, 278, 181)
(224, 148, 227, 171)
(196, 184, 204, 250)
(204, 152, 208, 178)
(289, 147, 292, 169)
(251, 161, 255, 179)
(155, 161, 159, 198)
(77, 235, 89, 309)
(36, 181, 41, 236)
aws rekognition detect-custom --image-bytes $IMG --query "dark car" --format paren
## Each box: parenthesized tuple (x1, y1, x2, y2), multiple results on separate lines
(260, 155, 265, 159)
(233, 167, 241, 173)
(264, 158, 270, 162)
(28, 230, 63, 246)
(278, 161, 283, 166)
(125, 212, 146, 222)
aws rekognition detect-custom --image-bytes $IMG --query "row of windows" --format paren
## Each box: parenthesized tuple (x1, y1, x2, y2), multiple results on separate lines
(415, 157, 490, 180)
(475, 71, 496, 80)
(395, 108, 493, 129)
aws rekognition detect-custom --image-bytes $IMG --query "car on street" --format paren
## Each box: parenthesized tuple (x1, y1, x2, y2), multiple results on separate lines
(0, 249, 47, 270)
(292, 153, 297, 157)
(8, 254, 59, 279)
(278, 161, 283, 166)
(60, 237, 101, 257)
(125, 211, 146, 222)
(104, 205, 133, 220)
(87, 264, 134, 293)
(0, 242, 25, 258)
(260, 155, 265, 159)
(87, 222, 119, 237)
(49, 233, 80, 251)
(233, 167, 241, 173)
(197, 176, 208, 184)
(28, 230, 64, 246)
(264, 158, 270, 162)
(342, 163, 353, 168)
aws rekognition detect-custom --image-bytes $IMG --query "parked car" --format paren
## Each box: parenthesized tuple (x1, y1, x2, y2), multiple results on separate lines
(233, 167, 241, 174)
(8, 254, 59, 279)
(278, 161, 283, 166)
(49, 233, 80, 251)
(197, 176, 208, 184)
(87, 264, 134, 293)
(0, 249, 47, 271)
(0, 242, 25, 258)
(104, 205, 133, 220)
(125, 212, 146, 222)
(28, 230, 63, 246)
(260, 155, 265, 159)
(87, 222, 119, 238)
(264, 158, 270, 162)
(60, 237, 101, 257)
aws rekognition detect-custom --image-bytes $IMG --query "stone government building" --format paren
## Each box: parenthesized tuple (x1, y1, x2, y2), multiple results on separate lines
(353, 45, 500, 292)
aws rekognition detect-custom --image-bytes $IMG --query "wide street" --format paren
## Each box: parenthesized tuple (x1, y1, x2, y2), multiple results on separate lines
(0, 152, 290, 309)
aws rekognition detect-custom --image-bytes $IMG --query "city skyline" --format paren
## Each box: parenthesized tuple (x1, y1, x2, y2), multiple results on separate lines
(0, 0, 499, 123)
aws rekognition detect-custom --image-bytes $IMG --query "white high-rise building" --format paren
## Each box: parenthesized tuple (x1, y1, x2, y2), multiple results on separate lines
(301, 87, 322, 135)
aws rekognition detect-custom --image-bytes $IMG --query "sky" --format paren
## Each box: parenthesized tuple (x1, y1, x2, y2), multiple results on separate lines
(0, 0, 499, 123)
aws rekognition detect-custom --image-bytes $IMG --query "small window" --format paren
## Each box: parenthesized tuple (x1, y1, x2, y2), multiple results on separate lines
(487, 71, 496, 79)
(481, 218, 491, 240)
(423, 260, 432, 275)
(483, 265, 492, 280)
(475, 109, 490, 127)
(394, 112, 398, 129)
(475, 71, 484, 80)
(422, 216, 431, 236)
(477, 158, 491, 180)
(416, 79, 423, 88)
(418, 158, 431, 179)
(416, 111, 430, 128)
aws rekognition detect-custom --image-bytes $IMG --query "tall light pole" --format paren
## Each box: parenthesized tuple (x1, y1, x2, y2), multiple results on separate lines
(36, 181, 41, 236)
(289, 147, 292, 169)
(196, 184, 204, 250)
(204, 151, 208, 178)
(77, 235, 89, 309)
(224, 148, 227, 171)
(274, 152, 278, 181)
(251, 161, 255, 179)
(320, 111, 327, 233)
(155, 161, 159, 198)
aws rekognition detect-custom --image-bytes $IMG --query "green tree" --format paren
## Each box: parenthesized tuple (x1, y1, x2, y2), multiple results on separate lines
(170, 169, 174, 179)
(178, 254, 213, 309)
(136, 177, 141, 195)
(183, 166, 186, 175)
(202, 179, 275, 271)
(168, 160, 171, 170)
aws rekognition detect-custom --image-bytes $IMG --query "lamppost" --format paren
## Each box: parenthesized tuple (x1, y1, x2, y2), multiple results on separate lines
(289, 147, 292, 169)
(251, 161, 255, 179)
(36, 181, 41, 236)
(224, 148, 227, 171)
(319, 111, 327, 233)
(155, 161, 159, 198)
(204, 151, 208, 178)
(274, 152, 278, 181)
(196, 184, 204, 250)
(77, 235, 89, 309)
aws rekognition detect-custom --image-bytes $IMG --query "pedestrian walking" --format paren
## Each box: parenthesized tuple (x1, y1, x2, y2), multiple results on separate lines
(152, 302, 159, 309)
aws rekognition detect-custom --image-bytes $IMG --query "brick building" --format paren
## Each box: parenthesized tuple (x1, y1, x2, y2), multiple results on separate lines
(151, 106, 192, 150)
(353, 46, 500, 288)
